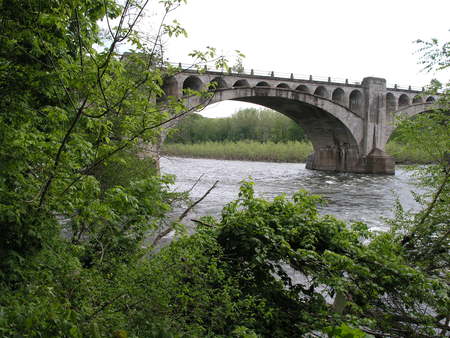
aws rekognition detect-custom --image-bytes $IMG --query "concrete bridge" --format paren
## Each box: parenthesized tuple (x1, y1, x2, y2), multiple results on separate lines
(162, 68, 437, 174)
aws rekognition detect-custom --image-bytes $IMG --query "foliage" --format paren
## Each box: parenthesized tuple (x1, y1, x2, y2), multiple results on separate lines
(165, 108, 307, 144)
(1, 1, 449, 336)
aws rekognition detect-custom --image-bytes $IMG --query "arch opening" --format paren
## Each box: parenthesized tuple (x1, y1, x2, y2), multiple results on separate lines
(398, 94, 410, 108)
(256, 81, 270, 87)
(209, 77, 228, 90)
(349, 90, 363, 115)
(426, 96, 435, 103)
(161, 76, 178, 97)
(386, 93, 396, 113)
(183, 76, 203, 92)
(412, 95, 423, 104)
(314, 86, 329, 98)
(233, 79, 250, 88)
(277, 83, 290, 89)
(332, 88, 345, 105)
(296, 84, 309, 93)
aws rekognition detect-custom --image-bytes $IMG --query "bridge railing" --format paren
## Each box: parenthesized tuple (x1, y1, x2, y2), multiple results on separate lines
(167, 62, 423, 91)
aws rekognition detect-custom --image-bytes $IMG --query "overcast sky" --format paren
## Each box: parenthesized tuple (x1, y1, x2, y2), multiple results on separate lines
(161, 0, 449, 117)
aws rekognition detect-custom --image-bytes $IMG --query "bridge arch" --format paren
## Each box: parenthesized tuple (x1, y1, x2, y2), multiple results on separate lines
(332, 88, 345, 105)
(398, 94, 410, 108)
(256, 81, 271, 87)
(384, 102, 435, 142)
(386, 92, 396, 113)
(296, 84, 309, 93)
(314, 86, 329, 98)
(412, 95, 423, 104)
(188, 87, 362, 147)
(162, 76, 178, 97)
(183, 75, 203, 92)
(277, 83, 290, 89)
(426, 96, 435, 102)
(209, 77, 228, 90)
(233, 79, 250, 88)
(349, 89, 363, 116)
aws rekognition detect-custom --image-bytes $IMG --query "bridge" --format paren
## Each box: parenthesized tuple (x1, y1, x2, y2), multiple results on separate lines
(162, 66, 437, 174)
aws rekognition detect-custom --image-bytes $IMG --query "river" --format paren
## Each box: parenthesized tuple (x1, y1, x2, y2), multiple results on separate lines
(160, 156, 422, 232)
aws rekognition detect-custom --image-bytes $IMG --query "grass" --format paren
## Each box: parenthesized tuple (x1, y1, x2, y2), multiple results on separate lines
(162, 140, 431, 164)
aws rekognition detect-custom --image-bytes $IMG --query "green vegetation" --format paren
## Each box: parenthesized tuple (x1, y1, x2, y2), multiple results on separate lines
(165, 109, 307, 144)
(163, 140, 313, 162)
(0, 0, 448, 337)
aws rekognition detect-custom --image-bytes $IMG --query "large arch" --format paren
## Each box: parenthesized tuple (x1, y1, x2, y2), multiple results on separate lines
(198, 87, 364, 172)
(384, 102, 435, 142)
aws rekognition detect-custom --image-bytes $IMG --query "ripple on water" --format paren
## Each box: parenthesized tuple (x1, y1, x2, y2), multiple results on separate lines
(161, 157, 422, 231)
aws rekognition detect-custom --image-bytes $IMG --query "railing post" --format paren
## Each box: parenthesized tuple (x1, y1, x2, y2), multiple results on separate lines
(394, 84, 397, 89)
(345, 79, 348, 84)
(328, 76, 331, 83)
(178, 62, 182, 68)
(271, 71, 274, 77)
(408, 85, 411, 90)
(251, 69, 254, 75)
(309, 75, 312, 81)
(290, 73, 294, 80)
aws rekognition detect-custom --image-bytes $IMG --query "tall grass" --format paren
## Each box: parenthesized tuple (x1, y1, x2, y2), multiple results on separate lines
(163, 141, 431, 164)
(162, 141, 313, 162)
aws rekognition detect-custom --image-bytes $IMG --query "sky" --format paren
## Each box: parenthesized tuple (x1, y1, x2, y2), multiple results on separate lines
(159, 0, 449, 118)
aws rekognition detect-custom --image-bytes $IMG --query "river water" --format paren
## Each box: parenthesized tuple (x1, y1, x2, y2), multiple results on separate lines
(160, 157, 422, 232)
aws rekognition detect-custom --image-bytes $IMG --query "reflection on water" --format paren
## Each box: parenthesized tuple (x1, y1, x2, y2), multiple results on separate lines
(161, 157, 422, 231)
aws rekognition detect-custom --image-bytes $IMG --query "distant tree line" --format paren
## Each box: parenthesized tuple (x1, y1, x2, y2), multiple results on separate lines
(165, 108, 307, 143)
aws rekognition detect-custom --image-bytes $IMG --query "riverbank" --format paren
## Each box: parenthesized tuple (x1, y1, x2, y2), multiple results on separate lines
(162, 141, 432, 164)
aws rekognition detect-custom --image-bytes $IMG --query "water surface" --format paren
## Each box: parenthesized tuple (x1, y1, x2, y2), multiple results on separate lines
(161, 157, 421, 231)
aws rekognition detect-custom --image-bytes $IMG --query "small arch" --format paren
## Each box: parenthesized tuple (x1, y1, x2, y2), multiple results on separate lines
(233, 79, 250, 88)
(349, 89, 363, 115)
(161, 76, 178, 97)
(426, 96, 435, 103)
(314, 86, 329, 98)
(256, 81, 270, 87)
(277, 83, 290, 89)
(296, 84, 309, 93)
(386, 93, 396, 113)
(208, 77, 228, 90)
(183, 76, 203, 92)
(332, 88, 345, 105)
(398, 94, 410, 108)
(412, 95, 423, 104)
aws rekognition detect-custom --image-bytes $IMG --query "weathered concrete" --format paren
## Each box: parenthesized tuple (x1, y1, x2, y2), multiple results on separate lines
(162, 70, 436, 174)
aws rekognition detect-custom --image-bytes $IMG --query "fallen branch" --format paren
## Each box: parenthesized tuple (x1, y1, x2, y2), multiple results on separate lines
(151, 180, 219, 247)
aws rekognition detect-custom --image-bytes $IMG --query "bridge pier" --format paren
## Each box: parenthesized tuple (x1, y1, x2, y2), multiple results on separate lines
(306, 147, 394, 174)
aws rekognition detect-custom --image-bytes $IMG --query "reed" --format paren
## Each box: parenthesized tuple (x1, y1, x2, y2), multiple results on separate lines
(162, 141, 313, 162)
